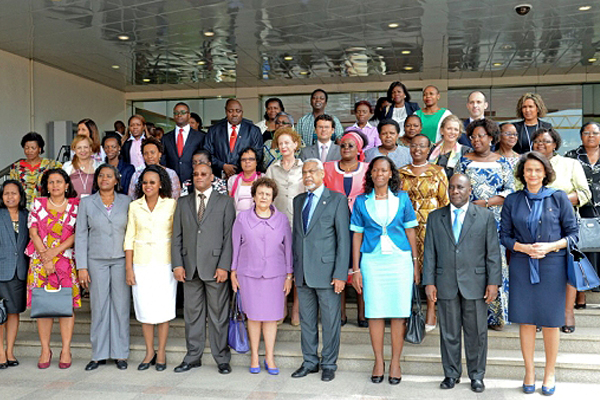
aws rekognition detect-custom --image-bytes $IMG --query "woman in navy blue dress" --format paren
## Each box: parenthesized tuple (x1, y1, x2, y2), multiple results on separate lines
(500, 151, 578, 395)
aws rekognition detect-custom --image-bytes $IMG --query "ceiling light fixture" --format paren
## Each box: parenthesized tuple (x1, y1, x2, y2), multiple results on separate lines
(375, 46, 383, 50)
(111, 65, 120, 69)
(388, 23, 399, 28)
(493, 62, 503, 66)
(117, 34, 129, 41)
(284, 56, 293, 61)
(204, 30, 215, 37)
(404, 66, 413, 71)
(401, 50, 411, 55)
(300, 71, 309, 75)
(579, 6, 592, 11)
(197, 61, 206, 65)
(142, 78, 150, 83)
(500, 44, 513, 50)
(589, 58, 597, 62)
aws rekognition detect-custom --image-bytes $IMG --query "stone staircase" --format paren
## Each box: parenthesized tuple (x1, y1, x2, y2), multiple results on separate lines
(13, 292, 600, 382)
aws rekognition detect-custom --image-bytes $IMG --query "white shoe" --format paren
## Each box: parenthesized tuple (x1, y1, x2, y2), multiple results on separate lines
(425, 323, 437, 332)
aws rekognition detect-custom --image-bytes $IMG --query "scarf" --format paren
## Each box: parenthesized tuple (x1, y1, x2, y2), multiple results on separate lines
(230, 171, 261, 198)
(524, 186, 557, 284)
(341, 131, 365, 162)
(428, 141, 462, 169)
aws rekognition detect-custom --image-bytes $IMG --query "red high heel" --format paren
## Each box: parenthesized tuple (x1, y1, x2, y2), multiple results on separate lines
(38, 350, 53, 369)
(59, 352, 72, 369)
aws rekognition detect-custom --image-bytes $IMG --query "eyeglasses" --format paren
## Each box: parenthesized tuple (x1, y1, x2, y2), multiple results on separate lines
(501, 132, 518, 137)
(275, 120, 292, 126)
(532, 140, 554, 145)
(240, 157, 256, 162)
(173, 110, 189, 116)
(582, 131, 600, 136)
(340, 143, 356, 149)
(409, 144, 429, 149)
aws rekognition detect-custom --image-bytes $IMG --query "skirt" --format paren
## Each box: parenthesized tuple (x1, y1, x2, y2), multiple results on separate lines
(237, 274, 286, 321)
(361, 245, 413, 318)
(0, 274, 26, 314)
(132, 263, 177, 324)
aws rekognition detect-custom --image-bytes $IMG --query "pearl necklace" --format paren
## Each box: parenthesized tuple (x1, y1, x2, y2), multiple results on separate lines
(411, 161, 428, 168)
(49, 198, 67, 208)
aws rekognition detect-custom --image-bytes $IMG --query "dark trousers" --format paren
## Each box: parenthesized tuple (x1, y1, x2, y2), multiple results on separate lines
(296, 285, 341, 371)
(438, 293, 488, 380)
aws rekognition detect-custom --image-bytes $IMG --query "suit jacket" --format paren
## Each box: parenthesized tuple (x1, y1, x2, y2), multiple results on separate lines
(459, 119, 473, 147)
(292, 187, 350, 288)
(171, 190, 236, 281)
(299, 142, 341, 162)
(513, 119, 553, 154)
(384, 101, 421, 120)
(117, 159, 135, 196)
(0, 208, 28, 281)
(161, 128, 206, 184)
(75, 192, 131, 268)
(422, 203, 502, 300)
(204, 118, 263, 177)
(121, 139, 133, 165)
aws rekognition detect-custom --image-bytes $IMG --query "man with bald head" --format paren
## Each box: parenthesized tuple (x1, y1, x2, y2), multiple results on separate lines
(459, 91, 489, 147)
(423, 174, 502, 393)
(204, 98, 263, 178)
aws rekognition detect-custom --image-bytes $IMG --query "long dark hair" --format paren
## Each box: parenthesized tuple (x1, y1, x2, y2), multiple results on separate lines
(0, 180, 27, 210)
(134, 165, 172, 199)
(364, 156, 401, 195)
(40, 168, 78, 198)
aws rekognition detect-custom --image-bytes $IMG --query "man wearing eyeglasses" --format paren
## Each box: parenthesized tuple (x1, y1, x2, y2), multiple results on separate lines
(161, 102, 206, 184)
(299, 114, 341, 162)
(459, 91, 489, 148)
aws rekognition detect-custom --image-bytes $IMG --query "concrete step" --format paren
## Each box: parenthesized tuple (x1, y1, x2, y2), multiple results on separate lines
(13, 331, 600, 383)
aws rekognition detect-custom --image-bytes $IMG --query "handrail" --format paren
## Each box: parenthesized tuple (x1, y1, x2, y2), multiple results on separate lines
(0, 163, 11, 182)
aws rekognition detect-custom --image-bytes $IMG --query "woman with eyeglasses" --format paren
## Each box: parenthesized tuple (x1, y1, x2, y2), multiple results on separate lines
(399, 134, 449, 331)
(495, 123, 521, 169)
(532, 127, 591, 334)
(565, 122, 600, 302)
(456, 118, 515, 331)
(262, 112, 297, 170)
(228, 147, 263, 214)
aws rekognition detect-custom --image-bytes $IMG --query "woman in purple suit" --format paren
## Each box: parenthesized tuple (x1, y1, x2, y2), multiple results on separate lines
(230, 177, 293, 375)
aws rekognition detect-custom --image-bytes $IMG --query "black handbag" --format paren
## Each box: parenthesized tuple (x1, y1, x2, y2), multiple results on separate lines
(567, 237, 600, 291)
(577, 209, 600, 252)
(0, 298, 7, 325)
(405, 283, 425, 344)
(30, 272, 73, 318)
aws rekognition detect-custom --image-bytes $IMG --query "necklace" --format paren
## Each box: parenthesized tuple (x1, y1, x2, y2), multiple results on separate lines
(49, 198, 67, 208)
(375, 193, 388, 199)
(411, 161, 428, 168)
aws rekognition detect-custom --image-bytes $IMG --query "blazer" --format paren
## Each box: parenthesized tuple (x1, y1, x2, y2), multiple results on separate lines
(500, 189, 578, 254)
(292, 187, 350, 288)
(75, 192, 131, 268)
(0, 208, 28, 281)
(121, 139, 133, 165)
(117, 159, 135, 196)
(513, 119, 553, 154)
(384, 101, 421, 120)
(171, 190, 236, 281)
(459, 119, 473, 147)
(204, 118, 263, 177)
(161, 128, 206, 184)
(422, 203, 502, 300)
(300, 142, 341, 162)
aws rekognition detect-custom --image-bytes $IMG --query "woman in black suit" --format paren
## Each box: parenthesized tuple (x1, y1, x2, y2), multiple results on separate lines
(512, 93, 553, 154)
(0, 180, 29, 368)
(383, 81, 420, 136)
(500, 152, 578, 395)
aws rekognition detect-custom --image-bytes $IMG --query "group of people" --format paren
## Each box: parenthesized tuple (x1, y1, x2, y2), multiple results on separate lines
(1, 81, 598, 397)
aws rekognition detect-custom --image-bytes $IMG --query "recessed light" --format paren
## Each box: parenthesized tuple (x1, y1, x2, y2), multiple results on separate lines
(493, 62, 503, 66)
(388, 23, 399, 28)
(500, 44, 513, 50)
(197, 60, 206, 65)
(117, 34, 129, 41)
(579, 5, 592, 11)
(401, 50, 411, 55)
(284, 56, 293, 61)
(589, 58, 597, 62)
(142, 78, 151, 83)
(204, 30, 215, 37)
(300, 71, 309, 75)
(111, 65, 120, 69)
(375, 46, 383, 50)
(404, 66, 413, 71)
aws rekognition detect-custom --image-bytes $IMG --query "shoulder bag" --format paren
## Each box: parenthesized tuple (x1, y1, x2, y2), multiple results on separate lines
(577, 208, 600, 252)
(567, 237, 600, 291)
(228, 291, 250, 353)
(30, 272, 73, 318)
(405, 283, 425, 344)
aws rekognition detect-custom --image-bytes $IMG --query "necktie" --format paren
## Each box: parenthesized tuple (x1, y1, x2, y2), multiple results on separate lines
(177, 128, 184, 157)
(229, 125, 237, 152)
(198, 193, 206, 222)
(320, 144, 327, 163)
(302, 192, 314, 232)
(453, 208, 463, 243)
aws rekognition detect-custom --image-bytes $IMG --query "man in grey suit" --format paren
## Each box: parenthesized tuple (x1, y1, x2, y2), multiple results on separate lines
(299, 114, 341, 163)
(291, 158, 350, 382)
(171, 163, 236, 374)
(423, 174, 502, 393)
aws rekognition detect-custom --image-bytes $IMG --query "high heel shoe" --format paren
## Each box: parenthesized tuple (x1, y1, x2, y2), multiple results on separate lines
(155, 355, 167, 371)
(138, 352, 157, 371)
(542, 385, 556, 396)
(249, 364, 261, 374)
(264, 360, 279, 375)
(38, 350, 53, 369)
(59, 352, 72, 369)
(522, 383, 535, 394)
(371, 361, 384, 384)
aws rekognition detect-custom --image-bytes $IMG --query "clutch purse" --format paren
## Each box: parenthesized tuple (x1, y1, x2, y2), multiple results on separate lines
(228, 291, 250, 353)
(567, 237, 600, 291)
(405, 283, 425, 344)
(30, 272, 73, 318)
(0, 298, 7, 325)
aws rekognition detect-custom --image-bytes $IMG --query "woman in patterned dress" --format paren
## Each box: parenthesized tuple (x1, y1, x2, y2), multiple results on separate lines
(26, 168, 81, 369)
(399, 134, 449, 330)
(456, 119, 515, 330)
(10, 132, 62, 209)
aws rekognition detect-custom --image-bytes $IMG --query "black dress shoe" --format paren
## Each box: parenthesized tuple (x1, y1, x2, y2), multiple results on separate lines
(7, 359, 19, 367)
(440, 377, 460, 389)
(358, 319, 369, 328)
(371, 361, 384, 383)
(341, 317, 348, 326)
(85, 360, 107, 371)
(217, 363, 231, 374)
(471, 379, 485, 392)
(156, 359, 167, 372)
(115, 360, 128, 370)
(389, 376, 402, 385)
(138, 353, 157, 371)
(321, 369, 335, 382)
(173, 360, 201, 373)
(0, 362, 7, 370)
(291, 365, 319, 378)
(574, 303, 587, 310)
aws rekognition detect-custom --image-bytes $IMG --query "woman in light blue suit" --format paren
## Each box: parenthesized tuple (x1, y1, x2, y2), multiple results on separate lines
(75, 164, 131, 371)
(0, 180, 28, 368)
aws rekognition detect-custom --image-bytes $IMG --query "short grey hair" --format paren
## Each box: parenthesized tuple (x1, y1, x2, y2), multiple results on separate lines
(275, 111, 295, 126)
(303, 158, 324, 170)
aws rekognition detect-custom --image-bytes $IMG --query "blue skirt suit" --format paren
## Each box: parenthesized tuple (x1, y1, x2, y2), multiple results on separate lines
(350, 190, 418, 318)
(500, 190, 578, 327)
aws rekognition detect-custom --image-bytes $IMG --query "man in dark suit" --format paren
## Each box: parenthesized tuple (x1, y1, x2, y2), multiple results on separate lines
(203, 98, 263, 179)
(161, 102, 206, 184)
(423, 173, 502, 393)
(291, 158, 350, 382)
(299, 114, 341, 163)
(171, 163, 236, 374)
(459, 91, 489, 148)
